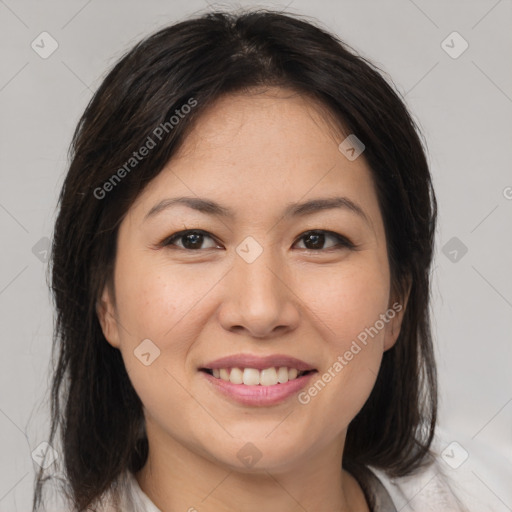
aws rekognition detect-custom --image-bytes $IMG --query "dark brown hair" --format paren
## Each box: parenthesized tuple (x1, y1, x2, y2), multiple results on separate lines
(34, 7, 437, 511)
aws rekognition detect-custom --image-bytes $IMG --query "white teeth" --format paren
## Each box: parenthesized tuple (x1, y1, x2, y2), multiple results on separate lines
(260, 367, 278, 386)
(277, 366, 289, 384)
(229, 367, 243, 384)
(211, 366, 307, 385)
(243, 368, 260, 386)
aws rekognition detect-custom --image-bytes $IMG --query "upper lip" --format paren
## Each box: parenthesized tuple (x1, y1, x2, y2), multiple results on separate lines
(201, 354, 316, 372)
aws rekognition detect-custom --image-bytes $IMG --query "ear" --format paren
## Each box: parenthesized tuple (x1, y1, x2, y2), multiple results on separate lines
(383, 278, 412, 351)
(96, 283, 120, 348)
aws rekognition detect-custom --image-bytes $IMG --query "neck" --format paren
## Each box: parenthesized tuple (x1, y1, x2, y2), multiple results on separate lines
(135, 422, 369, 512)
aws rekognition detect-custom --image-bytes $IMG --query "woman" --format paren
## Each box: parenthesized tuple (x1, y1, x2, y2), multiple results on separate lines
(34, 8, 470, 512)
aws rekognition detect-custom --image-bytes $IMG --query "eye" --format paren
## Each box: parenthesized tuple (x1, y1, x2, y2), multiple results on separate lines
(160, 229, 355, 252)
(293, 230, 355, 251)
(161, 229, 220, 250)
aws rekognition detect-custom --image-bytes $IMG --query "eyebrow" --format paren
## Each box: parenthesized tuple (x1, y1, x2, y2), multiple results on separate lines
(144, 195, 371, 225)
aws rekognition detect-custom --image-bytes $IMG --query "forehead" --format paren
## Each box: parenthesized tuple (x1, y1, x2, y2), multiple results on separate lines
(128, 87, 382, 231)
(178, 87, 345, 159)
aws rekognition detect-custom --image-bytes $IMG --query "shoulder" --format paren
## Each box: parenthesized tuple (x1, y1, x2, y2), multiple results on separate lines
(116, 469, 162, 512)
(368, 460, 466, 512)
(88, 470, 161, 512)
(367, 429, 504, 512)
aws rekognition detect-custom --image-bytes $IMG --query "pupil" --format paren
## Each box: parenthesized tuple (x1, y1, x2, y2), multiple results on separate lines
(184, 232, 202, 249)
(306, 232, 324, 249)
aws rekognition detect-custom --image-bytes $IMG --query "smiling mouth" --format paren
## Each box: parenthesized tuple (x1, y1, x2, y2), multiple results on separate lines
(200, 367, 317, 386)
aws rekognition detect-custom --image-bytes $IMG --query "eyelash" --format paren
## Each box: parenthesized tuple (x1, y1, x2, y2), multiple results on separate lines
(159, 229, 356, 252)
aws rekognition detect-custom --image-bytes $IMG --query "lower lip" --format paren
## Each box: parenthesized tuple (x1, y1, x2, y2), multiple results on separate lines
(201, 370, 317, 406)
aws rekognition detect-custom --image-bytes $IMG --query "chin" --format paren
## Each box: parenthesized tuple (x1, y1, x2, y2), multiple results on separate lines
(201, 436, 308, 475)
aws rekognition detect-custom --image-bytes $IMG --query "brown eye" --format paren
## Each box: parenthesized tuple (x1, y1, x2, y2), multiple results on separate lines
(161, 229, 355, 252)
(294, 230, 355, 251)
(162, 230, 219, 250)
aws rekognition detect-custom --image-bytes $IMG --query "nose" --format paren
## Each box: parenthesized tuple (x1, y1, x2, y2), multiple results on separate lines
(218, 247, 301, 339)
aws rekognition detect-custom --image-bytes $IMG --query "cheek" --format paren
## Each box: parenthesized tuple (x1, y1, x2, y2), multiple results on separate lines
(111, 257, 202, 396)
(114, 254, 205, 342)
(294, 258, 390, 415)
(300, 257, 391, 348)
(113, 262, 202, 428)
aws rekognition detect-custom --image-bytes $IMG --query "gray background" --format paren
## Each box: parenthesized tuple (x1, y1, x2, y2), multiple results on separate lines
(0, 0, 511, 510)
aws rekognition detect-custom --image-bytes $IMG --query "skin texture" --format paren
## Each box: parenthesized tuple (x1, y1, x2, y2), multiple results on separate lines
(98, 87, 409, 512)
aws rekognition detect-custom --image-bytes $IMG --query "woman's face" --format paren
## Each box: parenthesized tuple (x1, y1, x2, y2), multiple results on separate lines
(99, 87, 407, 474)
